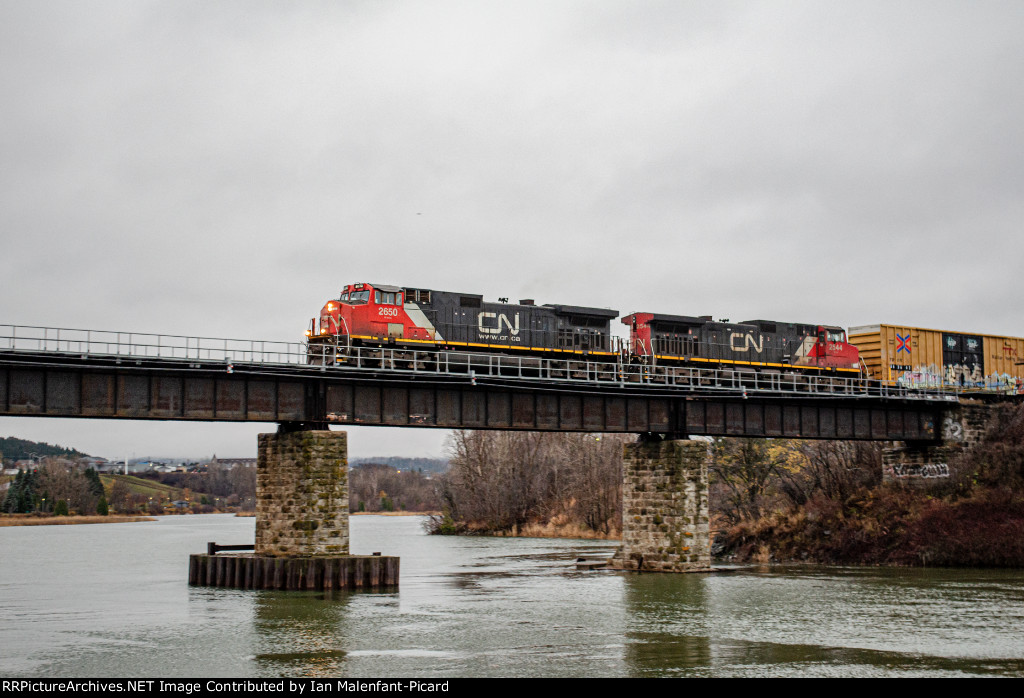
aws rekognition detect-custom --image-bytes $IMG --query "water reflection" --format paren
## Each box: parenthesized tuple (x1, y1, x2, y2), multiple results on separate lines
(3, 516, 1024, 677)
(251, 592, 353, 677)
(622, 572, 712, 675)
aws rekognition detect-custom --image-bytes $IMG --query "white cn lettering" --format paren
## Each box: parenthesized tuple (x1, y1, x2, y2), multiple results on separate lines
(478, 312, 520, 335)
(730, 333, 764, 353)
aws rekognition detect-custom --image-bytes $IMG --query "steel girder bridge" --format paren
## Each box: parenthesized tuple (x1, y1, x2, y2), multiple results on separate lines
(0, 325, 959, 441)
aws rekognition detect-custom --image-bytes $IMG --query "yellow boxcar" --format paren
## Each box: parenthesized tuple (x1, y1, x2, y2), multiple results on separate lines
(848, 324, 1024, 394)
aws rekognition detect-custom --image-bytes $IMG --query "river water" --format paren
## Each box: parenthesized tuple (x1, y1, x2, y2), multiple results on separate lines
(2, 514, 1023, 678)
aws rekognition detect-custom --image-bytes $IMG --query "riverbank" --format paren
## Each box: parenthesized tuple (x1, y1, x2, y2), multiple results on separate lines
(0, 514, 157, 526)
(425, 513, 621, 540)
(352, 510, 440, 516)
(715, 485, 1024, 567)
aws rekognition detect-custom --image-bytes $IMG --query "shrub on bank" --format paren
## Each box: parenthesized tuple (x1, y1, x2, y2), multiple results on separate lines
(717, 485, 1024, 568)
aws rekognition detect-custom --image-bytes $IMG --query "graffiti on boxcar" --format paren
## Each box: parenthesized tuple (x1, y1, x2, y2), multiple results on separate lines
(895, 364, 944, 389)
(894, 364, 1023, 393)
(982, 372, 1024, 393)
(945, 362, 984, 386)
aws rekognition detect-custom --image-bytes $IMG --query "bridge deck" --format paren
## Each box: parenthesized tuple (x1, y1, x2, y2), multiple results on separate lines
(0, 324, 957, 440)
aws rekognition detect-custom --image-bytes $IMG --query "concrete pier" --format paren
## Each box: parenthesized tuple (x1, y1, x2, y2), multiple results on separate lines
(609, 438, 712, 573)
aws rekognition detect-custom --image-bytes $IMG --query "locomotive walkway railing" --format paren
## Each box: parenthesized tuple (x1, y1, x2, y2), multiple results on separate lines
(0, 324, 967, 402)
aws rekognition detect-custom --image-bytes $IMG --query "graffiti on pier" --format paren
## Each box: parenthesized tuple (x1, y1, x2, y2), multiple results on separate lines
(942, 416, 964, 442)
(886, 463, 950, 479)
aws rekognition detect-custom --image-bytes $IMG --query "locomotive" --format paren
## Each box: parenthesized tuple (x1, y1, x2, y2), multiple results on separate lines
(306, 282, 619, 362)
(307, 281, 861, 375)
(624, 313, 861, 374)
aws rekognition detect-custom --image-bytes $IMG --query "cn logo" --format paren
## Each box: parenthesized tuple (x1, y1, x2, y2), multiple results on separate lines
(729, 332, 764, 353)
(478, 312, 520, 335)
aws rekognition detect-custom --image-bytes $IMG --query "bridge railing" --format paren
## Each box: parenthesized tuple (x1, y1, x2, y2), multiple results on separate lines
(0, 325, 308, 365)
(309, 342, 957, 401)
(1, 324, 961, 401)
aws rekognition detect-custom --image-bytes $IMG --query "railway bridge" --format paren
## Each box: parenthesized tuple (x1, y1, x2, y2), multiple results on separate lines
(0, 325, 976, 583)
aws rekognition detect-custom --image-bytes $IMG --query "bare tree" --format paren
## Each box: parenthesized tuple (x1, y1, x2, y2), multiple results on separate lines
(434, 430, 625, 535)
(779, 441, 881, 506)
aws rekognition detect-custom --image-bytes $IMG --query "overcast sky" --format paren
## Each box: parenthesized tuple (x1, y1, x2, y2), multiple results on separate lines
(2, 1, 1022, 460)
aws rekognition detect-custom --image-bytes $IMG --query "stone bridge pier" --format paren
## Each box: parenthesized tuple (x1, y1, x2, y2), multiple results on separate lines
(189, 426, 398, 590)
(883, 402, 991, 486)
(609, 438, 712, 573)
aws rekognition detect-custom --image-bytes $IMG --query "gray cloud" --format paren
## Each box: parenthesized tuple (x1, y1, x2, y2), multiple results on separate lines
(2, 1, 1022, 457)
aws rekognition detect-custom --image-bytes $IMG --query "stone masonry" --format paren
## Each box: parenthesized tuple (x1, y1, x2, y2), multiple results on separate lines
(882, 402, 992, 487)
(610, 439, 711, 572)
(256, 429, 349, 557)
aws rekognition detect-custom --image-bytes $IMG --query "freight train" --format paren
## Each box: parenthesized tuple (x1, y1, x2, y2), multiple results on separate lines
(306, 282, 862, 376)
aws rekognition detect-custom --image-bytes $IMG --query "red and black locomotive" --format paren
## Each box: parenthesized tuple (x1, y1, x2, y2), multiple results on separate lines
(307, 282, 618, 361)
(623, 313, 860, 374)
(307, 281, 861, 374)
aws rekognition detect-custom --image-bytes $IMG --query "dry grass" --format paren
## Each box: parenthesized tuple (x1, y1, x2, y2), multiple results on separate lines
(498, 521, 621, 540)
(0, 515, 157, 526)
(351, 510, 440, 516)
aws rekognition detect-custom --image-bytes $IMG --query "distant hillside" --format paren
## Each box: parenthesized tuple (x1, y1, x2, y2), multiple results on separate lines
(0, 437, 88, 462)
(350, 456, 448, 474)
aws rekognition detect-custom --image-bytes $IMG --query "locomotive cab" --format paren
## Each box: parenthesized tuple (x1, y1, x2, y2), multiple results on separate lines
(307, 282, 441, 364)
(817, 325, 860, 370)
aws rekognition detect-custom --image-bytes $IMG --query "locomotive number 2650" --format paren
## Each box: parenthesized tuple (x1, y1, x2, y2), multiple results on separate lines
(378, 307, 399, 317)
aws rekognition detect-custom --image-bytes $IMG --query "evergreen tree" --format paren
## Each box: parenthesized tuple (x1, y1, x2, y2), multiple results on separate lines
(19, 470, 38, 513)
(96, 496, 109, 516)
(54, 500, 69, 516)
(5, 470, 40, 513)
(2, 470, 24, 513)
(84, 468, 104, 499)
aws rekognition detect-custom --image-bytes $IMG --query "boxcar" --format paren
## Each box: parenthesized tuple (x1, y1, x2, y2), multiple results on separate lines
(848, 323, 1024, 392)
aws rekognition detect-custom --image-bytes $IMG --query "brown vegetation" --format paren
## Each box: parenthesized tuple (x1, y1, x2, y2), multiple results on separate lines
(715, 403, 1024, 567)
(427, 430, 625, 537)
(0, 514, 156, 526)
(348, 463, 438, 513)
